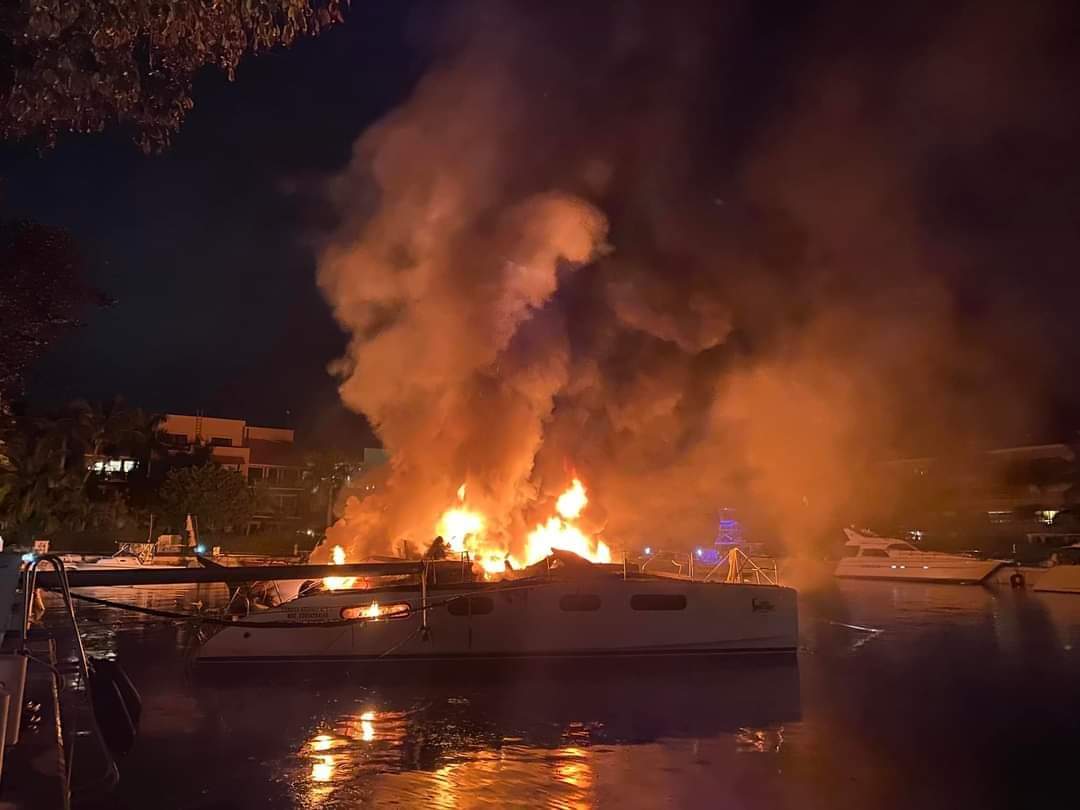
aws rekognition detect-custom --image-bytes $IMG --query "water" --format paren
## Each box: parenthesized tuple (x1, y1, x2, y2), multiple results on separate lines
(50, 579, 1080, 809)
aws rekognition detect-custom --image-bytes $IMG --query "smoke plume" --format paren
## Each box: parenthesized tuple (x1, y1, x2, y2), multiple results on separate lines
(316, 1, 1078, 560)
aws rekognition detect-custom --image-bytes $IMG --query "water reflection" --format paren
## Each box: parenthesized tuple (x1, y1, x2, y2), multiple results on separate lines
(310, 754, 334, 781)
(208, 662, 801, 808)
(47, 582, 1080, 809)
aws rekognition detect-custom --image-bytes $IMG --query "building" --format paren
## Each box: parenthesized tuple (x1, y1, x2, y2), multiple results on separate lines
(161, 414, 309, 531)
(85, 410, 389, 534)
(882, 441, 1078, 526)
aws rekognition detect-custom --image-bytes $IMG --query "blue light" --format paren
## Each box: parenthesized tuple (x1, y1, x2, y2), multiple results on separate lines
(20, 553, 35, 563)
(195, 544, 207, 554)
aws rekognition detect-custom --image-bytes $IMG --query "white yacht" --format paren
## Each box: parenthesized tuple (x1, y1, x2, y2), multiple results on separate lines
(1033, 544, 1080, 594)
(834, 529, 1005, 585)
(195, 551, 799, 665)
(61, 550, 193, 571)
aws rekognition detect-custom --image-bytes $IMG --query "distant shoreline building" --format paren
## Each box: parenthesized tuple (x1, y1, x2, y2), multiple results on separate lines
(882, 441, 1078, 526)
(86, 408, 390, 534)
(160, 414, 308, 532)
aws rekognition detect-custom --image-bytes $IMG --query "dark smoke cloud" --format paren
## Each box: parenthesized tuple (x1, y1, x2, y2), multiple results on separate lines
(316, 0, 1080, 560)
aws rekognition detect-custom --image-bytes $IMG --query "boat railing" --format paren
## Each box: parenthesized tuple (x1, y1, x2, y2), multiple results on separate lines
(702, 547, 779, 586)
(23, 554, 122, 793)
(633, 547, 780, 586)
(113, 542, 156, 565)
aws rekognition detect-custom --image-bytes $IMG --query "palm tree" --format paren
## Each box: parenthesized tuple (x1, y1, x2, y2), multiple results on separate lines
(0, 416, 86, 540)
(40, 397, 166, 482)
(36, 399, 95, 475)
(1, 399, 165, 541)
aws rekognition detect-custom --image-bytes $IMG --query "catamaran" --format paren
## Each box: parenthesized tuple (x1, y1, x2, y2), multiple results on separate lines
(195, 550, 799, 665)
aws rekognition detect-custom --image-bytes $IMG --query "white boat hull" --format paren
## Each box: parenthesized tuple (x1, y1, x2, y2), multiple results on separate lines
(834, 556, 1001, 584)
(1033, 565, 1080, 594)
(196, 577, 798, 664)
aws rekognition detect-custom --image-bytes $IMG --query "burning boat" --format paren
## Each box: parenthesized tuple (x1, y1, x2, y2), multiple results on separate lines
(195, 550, 798, 665)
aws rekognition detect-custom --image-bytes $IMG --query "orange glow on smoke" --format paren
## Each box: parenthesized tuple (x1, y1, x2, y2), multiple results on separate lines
(435, 476, 610, 576)
(323, 544, 357, 591)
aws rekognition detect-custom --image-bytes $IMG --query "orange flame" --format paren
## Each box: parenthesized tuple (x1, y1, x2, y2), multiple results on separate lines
(323, 544, 357, 591)
(526, 478, 610, 565)
(434, 476, 610, 577)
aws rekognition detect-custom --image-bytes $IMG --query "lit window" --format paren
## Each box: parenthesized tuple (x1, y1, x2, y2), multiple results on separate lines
(340, 602, 410, 621)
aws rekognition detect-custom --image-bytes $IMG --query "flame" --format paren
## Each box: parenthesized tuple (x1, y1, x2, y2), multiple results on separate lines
(437, 484, 504, 574)
(364, 601, 381, 619)
(323, 544, 357, 591)
(556, 478, 587, 520)
(434, 477, 610, 577)
(524, 515, 611, 565)
(526, 478, 610, 566)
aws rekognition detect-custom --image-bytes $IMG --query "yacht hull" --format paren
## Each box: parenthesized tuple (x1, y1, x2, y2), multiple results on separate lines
(1033, 565, 1080, 594)
(196, 577, 798, 664)
(834, 558, 1002, 584)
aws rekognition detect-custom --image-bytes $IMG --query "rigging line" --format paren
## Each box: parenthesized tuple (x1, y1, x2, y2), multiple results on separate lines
(46, 578, 558, 629)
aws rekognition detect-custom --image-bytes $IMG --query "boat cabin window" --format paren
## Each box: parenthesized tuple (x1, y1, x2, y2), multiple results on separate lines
(860, 548, 889, 558)
(842, 546, 861, 558)
(447, 595, 495, 616)
(340, 602, 410, 621)
(630, 594, 687, 611)
(559, 594, 601, 612)
(886, 543, 917, 552)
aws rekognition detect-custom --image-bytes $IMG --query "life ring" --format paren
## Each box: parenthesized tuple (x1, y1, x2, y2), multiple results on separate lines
(1009, 571, 1025, 589)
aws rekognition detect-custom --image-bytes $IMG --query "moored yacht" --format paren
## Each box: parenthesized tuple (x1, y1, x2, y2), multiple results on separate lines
(834, 529, 1006, 585)
(195, 551, 798, 664)
(60, 550, 195, 571)
(1032, 544, 1080, 594)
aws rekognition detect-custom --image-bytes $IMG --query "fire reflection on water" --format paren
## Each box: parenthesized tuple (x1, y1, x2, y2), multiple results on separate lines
(310, 755, 335, 782)
(735, 727, 785, 753)
(301, 708, 407, 804)
(46, 579, 1080, 809)
(359, 710, 376, 742)
(552, 745, 594, 797)
(300, 709, 599, 808)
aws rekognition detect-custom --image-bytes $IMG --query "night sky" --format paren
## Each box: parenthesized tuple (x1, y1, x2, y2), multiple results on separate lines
(2, 0, 1080, 451)
(0, 2, 439, 446)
